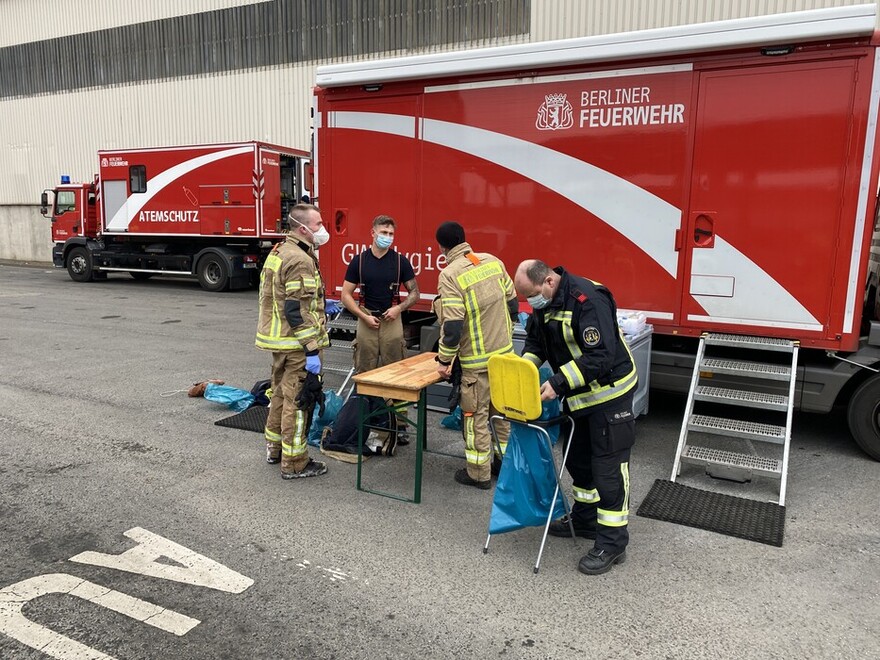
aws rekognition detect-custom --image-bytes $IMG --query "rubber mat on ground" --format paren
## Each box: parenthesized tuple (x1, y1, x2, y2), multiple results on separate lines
(636, 479, 785, 547)
(214, 405, 268, 433)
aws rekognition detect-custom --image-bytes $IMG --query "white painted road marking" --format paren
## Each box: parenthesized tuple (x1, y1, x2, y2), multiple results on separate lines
(0, 573, 200, 660)
(69, 527, 254, 593)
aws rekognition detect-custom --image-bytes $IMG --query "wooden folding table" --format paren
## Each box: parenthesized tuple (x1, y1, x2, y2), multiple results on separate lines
(352, 352, 443, 503)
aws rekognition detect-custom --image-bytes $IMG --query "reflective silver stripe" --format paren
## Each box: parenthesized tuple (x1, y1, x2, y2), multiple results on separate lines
(566, 366, 638, 410)
(572, 486, 600, 503)
(597, 508, 628, 527)
(283, 411, 308, 457)
(458, 342, 513, 368)
(561, 360, 586, 389)
(264, 428, 281, 442)
(256, 334, 303, 350)
(621, 461, 630, 513)
(465, 449, 491, 464)
(522, 352, 543, 366)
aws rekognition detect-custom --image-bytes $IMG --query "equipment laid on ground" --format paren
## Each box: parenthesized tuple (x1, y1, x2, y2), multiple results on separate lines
(313, 4, 880, 461)
(41, 141, 310, 291)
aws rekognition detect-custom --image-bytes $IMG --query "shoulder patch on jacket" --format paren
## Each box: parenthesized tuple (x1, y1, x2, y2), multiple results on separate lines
(583, 326, 601, 346)
(571, 289, 588, 304)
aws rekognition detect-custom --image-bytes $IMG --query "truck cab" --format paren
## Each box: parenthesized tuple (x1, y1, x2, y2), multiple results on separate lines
(41, 177, 98, 243)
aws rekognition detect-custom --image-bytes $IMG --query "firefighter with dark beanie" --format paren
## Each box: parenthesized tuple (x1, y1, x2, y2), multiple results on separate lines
(514, 259, 637, 575)
(435, 221, 518, 489)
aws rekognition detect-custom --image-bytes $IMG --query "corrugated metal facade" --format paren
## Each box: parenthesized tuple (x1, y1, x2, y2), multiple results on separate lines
(1, 0, 877, 206)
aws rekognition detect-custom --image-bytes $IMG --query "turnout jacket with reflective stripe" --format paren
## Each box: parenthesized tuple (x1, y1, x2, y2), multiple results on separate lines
(522, 267, 636, 415)
(255, 236, 329, 353)
(437, 242, 516, 372)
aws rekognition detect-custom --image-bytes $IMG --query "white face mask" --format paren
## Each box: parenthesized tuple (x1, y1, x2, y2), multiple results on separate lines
(292, 217, 330, 247)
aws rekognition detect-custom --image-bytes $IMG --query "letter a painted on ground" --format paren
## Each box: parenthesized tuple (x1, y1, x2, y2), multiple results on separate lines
(0, 573, 199, 659)
(69, 527, 254, 594)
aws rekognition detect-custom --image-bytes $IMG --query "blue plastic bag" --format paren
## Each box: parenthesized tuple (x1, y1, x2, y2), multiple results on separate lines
(204, 383, 255, 413)
(307, 390, 344, 447)
(441, 405, 463, 430)
(488, 423, 567, 534)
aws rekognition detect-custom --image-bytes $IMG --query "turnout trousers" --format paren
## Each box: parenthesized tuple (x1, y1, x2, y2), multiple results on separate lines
(459, 369, 510, 482)
(353, 315, 409, 429)
(565, 391, 635, 553)
(265, 350, 319, 474)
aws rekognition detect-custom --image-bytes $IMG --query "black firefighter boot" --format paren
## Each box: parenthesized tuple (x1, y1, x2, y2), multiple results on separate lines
(547, 504, 598, 539)
(577, 546, 627, 575)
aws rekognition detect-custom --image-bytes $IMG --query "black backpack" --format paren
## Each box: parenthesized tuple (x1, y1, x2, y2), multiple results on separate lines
(321, 394, 397, 455)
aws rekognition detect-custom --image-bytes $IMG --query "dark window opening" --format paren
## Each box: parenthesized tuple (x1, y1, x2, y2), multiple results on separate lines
(130, 165, 147, 194)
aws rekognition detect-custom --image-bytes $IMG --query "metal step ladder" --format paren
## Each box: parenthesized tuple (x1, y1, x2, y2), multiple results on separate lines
(670, 333, 799, 505)
(324, 310, 358, 397)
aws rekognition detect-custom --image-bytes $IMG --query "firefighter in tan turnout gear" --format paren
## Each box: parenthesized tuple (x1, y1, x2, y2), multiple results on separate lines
(514, 259, 637, 575)
(434, 222, 518, 489)
(256, 203, 331, 479)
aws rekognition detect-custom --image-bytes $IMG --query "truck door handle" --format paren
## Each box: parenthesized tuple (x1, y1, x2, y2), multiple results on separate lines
(334, 209, 347, 236)
(692, 214, 715, 248)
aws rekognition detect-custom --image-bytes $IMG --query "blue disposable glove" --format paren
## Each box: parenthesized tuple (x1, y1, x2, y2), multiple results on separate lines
(305, 353, 321, 374)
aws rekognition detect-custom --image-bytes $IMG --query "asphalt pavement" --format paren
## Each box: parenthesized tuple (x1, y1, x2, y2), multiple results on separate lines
(0, 262, 878, 660)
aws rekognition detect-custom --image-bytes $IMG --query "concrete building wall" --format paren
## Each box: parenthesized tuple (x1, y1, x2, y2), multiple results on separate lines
(3, 0, 877, 263)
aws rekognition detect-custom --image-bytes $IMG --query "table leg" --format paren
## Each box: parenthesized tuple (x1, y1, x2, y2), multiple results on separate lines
(413, 389, 426, 504)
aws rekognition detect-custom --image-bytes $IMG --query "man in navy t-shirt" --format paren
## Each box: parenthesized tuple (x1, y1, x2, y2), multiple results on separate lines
(341, 215, 420, 442)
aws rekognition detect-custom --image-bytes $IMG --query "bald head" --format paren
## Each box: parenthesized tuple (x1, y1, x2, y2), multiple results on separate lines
(514, 259, 551, 296)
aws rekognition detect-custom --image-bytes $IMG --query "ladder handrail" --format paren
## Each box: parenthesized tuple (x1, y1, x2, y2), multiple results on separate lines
(671, 334, 707, 482)
(778, 343, 799, 506)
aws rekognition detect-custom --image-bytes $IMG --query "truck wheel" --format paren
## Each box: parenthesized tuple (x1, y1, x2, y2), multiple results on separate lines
(847, 374, 880, 461)
(66, 246, 93, 282)
(130, 272, 154, 281)
(197, 254, 229, 292)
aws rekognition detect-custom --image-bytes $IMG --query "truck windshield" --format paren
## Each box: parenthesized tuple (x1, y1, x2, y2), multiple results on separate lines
(56, 191, 76, 214)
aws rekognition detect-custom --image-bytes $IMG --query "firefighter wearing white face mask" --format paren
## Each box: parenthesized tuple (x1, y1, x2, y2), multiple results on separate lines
(514, 259, 637, 576)
(435, 221, 519, 489)
(256, 203, 330, 479)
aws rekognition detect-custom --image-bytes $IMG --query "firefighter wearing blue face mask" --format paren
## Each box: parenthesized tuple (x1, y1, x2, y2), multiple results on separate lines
(514, 259, 637, 576)
(341, 215, 420, 443)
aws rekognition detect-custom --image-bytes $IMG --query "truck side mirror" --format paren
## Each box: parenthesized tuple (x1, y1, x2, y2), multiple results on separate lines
(304, 163, 313, 192)
(40, 191, 49, 217)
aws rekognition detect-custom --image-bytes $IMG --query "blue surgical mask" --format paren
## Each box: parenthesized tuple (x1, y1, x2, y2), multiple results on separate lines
(528, 292, 551, 310)
(376, 235, 393, 250)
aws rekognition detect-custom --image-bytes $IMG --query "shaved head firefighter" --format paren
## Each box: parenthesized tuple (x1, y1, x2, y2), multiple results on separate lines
(255, 203, 330, 479)
(435, 221, 519, 489)
(514, 259, 637, 575)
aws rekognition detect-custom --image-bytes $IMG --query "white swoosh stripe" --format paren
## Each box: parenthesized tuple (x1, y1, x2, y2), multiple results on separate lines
(420, 116, 680, 277)
(106, 146, 252, 231)
(330, 111, 822, 328)
(691, 236, 819, 327)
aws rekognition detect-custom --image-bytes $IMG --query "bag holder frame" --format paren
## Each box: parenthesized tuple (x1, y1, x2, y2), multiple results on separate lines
(486, 413, 577, 574)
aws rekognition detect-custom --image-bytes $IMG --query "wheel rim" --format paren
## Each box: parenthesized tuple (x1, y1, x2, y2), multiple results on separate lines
(204, 261, 222, 285)
(70, 255, 87, 274)
(871, 400, 880, 437)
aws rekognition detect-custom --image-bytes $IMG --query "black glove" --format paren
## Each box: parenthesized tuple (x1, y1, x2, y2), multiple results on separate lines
(295, 372, 326, 417)
(447, 359, 463, 412)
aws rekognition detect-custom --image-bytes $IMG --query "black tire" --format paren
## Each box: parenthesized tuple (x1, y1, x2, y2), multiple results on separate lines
(130, 272, 154, 281)
(197, 254, 229, 292)
(847, 374, 880, 461)
(66, 246, 93, 282)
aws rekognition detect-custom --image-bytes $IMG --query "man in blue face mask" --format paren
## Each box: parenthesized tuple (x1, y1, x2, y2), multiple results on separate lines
(341, 215, 420, 444)
(514, 259, 638, 576)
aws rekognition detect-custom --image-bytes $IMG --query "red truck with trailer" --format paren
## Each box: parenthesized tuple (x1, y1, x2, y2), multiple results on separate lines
(313, 4, 880, 461)
(42, 141, 310, 291)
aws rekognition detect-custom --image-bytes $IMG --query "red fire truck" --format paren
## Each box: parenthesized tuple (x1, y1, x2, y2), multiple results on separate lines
(313, 4, 880, 460)
(42, 141, 310, 291)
